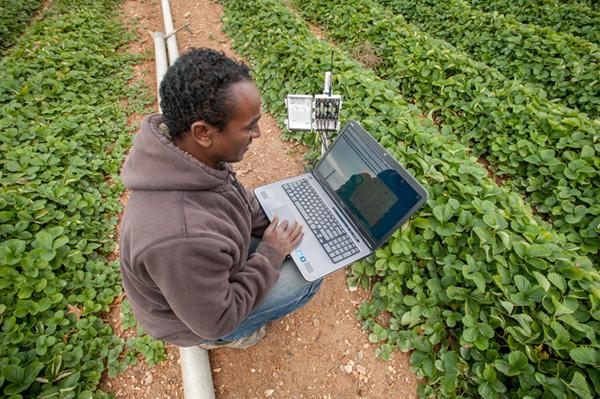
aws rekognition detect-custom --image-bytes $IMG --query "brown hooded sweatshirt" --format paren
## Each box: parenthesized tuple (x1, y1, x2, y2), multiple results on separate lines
(119, 114, 284, 346)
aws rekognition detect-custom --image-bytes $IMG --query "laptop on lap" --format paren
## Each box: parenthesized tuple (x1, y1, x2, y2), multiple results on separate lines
(254, 121, 428, 281)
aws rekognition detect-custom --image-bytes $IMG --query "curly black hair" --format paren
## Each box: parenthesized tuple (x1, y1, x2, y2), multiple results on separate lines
(159, 48, 253, 138)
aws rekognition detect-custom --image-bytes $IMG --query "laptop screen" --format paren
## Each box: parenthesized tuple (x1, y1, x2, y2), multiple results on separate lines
(315, 128, 424, 244)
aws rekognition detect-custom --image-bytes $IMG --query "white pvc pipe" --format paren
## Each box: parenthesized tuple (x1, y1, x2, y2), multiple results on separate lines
(151, 31, 168, 111)
(179, 347, 216, 399)
(161, 0, 179, 65)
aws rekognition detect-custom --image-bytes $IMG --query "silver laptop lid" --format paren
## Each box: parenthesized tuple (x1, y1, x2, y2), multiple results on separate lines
(313, 121, 429, 250)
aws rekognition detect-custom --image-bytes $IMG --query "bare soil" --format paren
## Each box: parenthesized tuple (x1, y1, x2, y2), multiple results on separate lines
(100, 0, 418, 397)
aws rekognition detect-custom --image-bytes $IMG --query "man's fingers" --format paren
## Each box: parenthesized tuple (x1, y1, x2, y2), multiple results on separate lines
(289, 222, 303, 238)
(290, 231, 304, 248)
(279, 220, 290, 230)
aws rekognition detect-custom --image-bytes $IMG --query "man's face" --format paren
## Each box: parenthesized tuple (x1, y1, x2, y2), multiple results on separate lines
(212, 80, 262, 163)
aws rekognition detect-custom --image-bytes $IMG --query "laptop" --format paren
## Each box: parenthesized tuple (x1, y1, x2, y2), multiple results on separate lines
(254, 120, 428, 281)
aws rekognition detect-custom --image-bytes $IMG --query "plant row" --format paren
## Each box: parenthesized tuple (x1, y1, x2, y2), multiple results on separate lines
(0, 0, 160, 397)
(0, 0, 43, 53)
(219, 0, 600, 397)
(292, 0, 599, 264)
(467, 0, 599, 44)
(377, 0, 600, 118)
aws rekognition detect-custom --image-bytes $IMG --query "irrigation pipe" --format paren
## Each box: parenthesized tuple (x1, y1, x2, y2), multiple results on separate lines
(151, 2, 215, 398)
(150, 31, 168, 111)
(161, 0, 179, 65)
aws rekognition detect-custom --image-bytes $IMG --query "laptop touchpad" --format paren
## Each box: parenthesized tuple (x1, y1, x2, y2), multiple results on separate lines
(270, 205, 298, 224)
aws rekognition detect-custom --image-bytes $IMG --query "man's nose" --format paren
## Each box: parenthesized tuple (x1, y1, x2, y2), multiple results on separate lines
(252, 126, 261, 139)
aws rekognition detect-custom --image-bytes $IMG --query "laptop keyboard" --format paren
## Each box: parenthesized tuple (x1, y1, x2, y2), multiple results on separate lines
(282, 178, 359, 263)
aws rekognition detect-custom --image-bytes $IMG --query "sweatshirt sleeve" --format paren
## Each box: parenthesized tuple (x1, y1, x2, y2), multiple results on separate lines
(142, 233, 285, 340)
(246, 189, 270, 237)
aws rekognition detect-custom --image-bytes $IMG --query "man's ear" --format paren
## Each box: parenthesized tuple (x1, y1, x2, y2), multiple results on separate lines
(189, 120, 214, 148)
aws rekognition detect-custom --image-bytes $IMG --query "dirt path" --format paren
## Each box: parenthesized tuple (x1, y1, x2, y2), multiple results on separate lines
(101, 0, 418, 397)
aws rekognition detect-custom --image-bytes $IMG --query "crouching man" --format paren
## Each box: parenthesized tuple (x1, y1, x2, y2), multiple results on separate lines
(119, 48, 322, 349)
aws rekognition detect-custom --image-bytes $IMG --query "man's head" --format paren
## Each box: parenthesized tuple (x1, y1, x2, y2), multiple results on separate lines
(159, 48, 262, 168)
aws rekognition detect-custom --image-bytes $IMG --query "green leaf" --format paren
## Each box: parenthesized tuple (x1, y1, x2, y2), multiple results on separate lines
(569, 347, 600, 366)
(508, 351, 528, 369)
(548, 273, 566, 292)
(514, 275, 531, 293)
(440, 351, 458, 396)
(532, 271, 550, 292)
(567, 371, 593, 399)
(34, 231, 54, 251)
(527, 244, 550, 258)
(3, 365, 24, 383)
(581, 145, 594, 159)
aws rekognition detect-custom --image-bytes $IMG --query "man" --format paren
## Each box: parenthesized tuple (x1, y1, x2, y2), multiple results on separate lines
(119, 48, 323, 349)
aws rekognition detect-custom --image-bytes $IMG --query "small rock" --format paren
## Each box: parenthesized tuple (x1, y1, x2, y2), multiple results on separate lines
(356, 365, 367, 375)
(343, 364, 353, 374)
(357, 350, 364, 360)
(184, 12, 191, 18)
(265, 389, 275, 397)
(213, 368, 222, 373)
(251, 368, 256, 373)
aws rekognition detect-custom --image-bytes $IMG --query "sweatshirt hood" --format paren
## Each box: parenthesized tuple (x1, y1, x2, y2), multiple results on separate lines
(121, 114, 235, 191)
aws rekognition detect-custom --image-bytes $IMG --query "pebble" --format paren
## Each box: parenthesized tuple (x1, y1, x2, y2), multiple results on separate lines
(265, 389, 275, 397)
(357, 350, 364, 360)
(184, 12, 191, 18)
(343, 364, 353, 374)
(356, 365, 367, 375)
(143, 371, 153, 384)
(251, 368, 256, 373)
(213, 368, 222, 373)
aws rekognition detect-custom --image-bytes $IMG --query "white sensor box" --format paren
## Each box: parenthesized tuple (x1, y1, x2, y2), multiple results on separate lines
(285, 94, 313, 131)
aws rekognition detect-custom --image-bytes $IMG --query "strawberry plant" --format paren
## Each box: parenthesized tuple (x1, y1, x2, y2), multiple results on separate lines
(378, 0, 600, 118)
(467, 0, 599, 44)
(0, 0, 160, 396)
(219, 0, 600, 397)
(0, 0, 43, 53)
(292, 0, 600, 261)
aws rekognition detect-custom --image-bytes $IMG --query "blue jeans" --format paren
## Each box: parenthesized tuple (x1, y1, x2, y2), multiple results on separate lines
(198, 237, 323, 344)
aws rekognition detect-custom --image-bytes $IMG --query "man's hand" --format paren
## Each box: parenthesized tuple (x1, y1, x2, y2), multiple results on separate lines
(261, 215, 304, 256)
